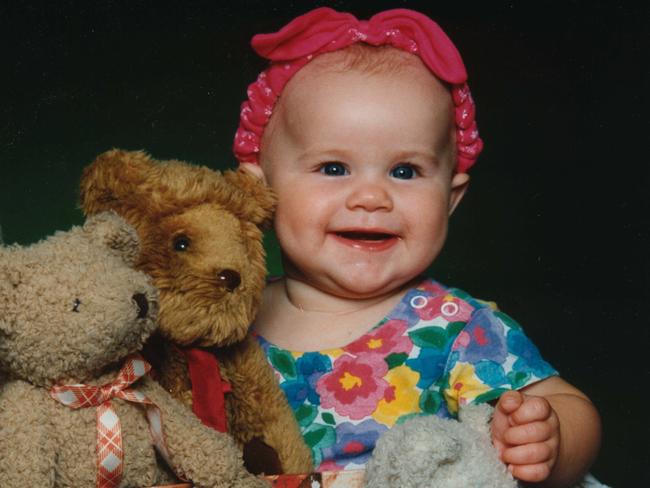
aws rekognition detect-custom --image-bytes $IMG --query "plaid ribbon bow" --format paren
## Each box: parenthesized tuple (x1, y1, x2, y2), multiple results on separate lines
(50, 354, 182, 488)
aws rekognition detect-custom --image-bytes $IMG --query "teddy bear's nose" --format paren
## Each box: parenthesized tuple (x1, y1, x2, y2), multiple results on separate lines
(132, 293, 149, 319)
(216, 269, 241, 292)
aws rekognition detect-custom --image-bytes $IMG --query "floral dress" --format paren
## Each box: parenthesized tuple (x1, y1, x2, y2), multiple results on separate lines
(255, 278, 557, 471)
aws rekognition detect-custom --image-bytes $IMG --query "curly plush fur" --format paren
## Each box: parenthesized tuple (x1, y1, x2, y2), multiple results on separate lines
(0, 212, 267, 487)
(364, 404, 517, 488)
(80, 150, 312, 474)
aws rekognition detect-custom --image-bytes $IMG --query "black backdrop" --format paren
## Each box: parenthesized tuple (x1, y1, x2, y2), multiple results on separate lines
(1, 1, 647, 485)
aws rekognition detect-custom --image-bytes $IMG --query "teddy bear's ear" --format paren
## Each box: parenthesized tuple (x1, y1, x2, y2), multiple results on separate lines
(222, 169, 277, 227)
(83, 211, 140, 265)
(79, 149, 154, 218)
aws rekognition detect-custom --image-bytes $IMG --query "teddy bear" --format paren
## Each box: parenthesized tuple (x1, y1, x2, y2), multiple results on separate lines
(363, 404, 517, 488)
(79, 149, 313, 475)
(0, 211, 268, 487)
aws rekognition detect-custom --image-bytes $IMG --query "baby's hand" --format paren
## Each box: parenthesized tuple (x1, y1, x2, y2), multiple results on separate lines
(491, 390, 560, 483)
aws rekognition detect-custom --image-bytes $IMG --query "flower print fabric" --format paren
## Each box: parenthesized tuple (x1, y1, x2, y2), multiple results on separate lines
(255, 278, 557, 471)
(317, 353, 393, 420)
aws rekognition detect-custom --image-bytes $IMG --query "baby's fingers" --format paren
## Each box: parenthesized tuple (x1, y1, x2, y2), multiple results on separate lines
(504, 420, 554, 445)
(509, 462, 552, 483)
(510, 396, 553, 425)
(496, 390, 524, 417)
(502, 442, 553, 466)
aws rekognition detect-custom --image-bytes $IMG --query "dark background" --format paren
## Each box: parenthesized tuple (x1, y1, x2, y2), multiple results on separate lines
(1, 1, 647, 485)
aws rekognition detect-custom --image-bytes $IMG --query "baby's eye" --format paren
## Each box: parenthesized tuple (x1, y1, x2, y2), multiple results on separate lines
(319, 162, 348, 177)
(390, 164, 416, 180)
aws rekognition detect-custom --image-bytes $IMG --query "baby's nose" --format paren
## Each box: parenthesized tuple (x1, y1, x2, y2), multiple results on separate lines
(346, 183, 393, 212)
(216, 269, 241, 292)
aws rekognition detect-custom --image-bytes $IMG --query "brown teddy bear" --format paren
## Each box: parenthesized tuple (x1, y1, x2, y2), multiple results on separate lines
(0, 211, 268, 487)
(80, 150, 313, 475)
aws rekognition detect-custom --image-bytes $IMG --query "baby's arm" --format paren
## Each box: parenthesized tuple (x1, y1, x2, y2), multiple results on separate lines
(491, 376, 601, 487)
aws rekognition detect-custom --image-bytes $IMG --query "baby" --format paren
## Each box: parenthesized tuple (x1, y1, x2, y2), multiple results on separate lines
(234, 7, 601, 487)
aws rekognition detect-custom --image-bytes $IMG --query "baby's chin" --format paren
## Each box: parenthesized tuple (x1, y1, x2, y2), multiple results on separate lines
(300, 271, 422, 302)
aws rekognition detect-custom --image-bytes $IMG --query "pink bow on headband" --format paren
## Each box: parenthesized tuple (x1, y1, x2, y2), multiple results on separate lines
(253, 8, 467, 83)
(234, 7, 483, 173)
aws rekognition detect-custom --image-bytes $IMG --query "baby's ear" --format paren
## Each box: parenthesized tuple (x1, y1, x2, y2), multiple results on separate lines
(449, 172, 470, 216)
(83, 211, 141, 265)
(223, 169, 277, 227)
(79, 149, 154, 218)
(239, 162, 266, 182)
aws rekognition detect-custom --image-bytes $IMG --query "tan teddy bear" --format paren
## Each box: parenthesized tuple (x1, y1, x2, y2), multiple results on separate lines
(0, 212, 268, 487)
(80, 150, 313, 475)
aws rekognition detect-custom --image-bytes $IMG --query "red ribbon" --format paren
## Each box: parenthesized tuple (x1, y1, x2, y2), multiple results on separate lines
(182, 347, 232, 434)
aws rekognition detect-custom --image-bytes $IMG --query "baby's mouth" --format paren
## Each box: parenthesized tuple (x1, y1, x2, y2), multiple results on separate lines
(331, 230, 400, 251)
(335, 231, 396, 241)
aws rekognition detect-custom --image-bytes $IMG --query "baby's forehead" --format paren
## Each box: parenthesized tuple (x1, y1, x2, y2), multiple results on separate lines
(258, 44, 457, 171)
(274, 45, 452, 123)
(260, 59, 457, 175)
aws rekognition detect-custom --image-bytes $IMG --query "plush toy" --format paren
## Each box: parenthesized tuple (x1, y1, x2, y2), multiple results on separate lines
(364, 404, 517, 488)
(0, 212, 268, 487)
(364, 405, 609, 488)
(79, 149, 313, 475)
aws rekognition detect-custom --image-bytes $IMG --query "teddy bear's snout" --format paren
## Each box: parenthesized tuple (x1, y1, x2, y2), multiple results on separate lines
(132, 293, 149, 319)
(216, 269, 241, 292)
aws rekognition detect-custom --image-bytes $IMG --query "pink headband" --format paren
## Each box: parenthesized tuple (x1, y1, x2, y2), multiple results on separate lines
(234, 7, 483, 173)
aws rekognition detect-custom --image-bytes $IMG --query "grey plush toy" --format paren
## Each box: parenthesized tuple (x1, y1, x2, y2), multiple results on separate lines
(364, 404, 610, 488)
(364, 404, 517, 488)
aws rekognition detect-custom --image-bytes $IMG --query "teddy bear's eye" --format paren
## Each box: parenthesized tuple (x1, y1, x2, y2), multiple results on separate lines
(72, 298, 82, 312)
(173, 235, 191, 252)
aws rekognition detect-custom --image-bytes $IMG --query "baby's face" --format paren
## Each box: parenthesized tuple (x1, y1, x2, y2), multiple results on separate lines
(254, 59, 469, 299)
